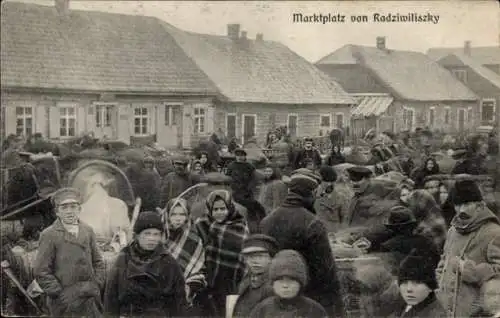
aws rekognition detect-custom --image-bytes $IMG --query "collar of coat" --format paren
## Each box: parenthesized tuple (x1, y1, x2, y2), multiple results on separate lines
(52, 219, 92, 248)
(402, 292, 438, 316)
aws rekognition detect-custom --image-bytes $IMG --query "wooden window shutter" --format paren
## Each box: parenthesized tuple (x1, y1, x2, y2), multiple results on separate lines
(49, 105, 60, 138)
(5, 106, 16, 135)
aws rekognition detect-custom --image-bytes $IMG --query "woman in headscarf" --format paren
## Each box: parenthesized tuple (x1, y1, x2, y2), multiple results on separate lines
(256, 163, 288, 215)
(325, 144, 346, 166)
(411, 157, 440, 189)
(104, 211, 187, 317)
(195, 190, 249, 317)
(164, 198, 207, 312)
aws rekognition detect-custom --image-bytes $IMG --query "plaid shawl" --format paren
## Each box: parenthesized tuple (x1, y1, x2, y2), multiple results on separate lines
(408, 189, 448, 252)
(164, 199, 206, 288)
(194, 190, 249, 290)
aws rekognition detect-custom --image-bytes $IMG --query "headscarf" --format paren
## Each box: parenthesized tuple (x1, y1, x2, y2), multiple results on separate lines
(195, 190, 249, 290)
(164, 198, 206, 288)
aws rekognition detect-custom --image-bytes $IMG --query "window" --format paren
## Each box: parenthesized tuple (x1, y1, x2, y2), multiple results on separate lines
(402, 107, 415, 131)
(287, 114, 298, 137)
(226, 113, 237, 138)
(193, 107, 205, 134)
(320, 115, 331, 127)
(444, 107, 451, 124)
(16, 106, 33, 136)
(481, 99, 496, 123)
(59, 106, 76, 137)
(429, 107, 435, 127)
(335, 113, 344, 129)
(467, 107, 473, 125)
(165, 104, 181, 126)
(452, 69, 467, 83)
(95, 105, 112, 127)
(133, 107, 149, 135)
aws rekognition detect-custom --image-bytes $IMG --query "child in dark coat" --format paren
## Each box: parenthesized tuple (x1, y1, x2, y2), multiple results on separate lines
(249, 250, 328, 318)
(232, 234, 279, 317)
(394, 252, 446, 318)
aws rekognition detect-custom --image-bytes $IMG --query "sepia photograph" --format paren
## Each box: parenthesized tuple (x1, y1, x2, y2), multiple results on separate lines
(1, 0, 499, 317)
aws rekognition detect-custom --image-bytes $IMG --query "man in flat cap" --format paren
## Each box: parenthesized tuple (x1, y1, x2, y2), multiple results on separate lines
(292, 137, 322, 170)
(259, 168, 345, 317)
(34, 187, 105, 317)
(159, 156, 196, 208)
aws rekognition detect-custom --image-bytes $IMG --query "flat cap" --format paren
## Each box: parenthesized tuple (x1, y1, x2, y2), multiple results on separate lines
(234, 148, 247, 156)
(52, 187, 82, 206)
(242, 234, 280, 256)
(347, 166, 373, 181)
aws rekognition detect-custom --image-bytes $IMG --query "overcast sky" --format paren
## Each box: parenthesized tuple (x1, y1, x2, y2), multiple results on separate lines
(8, 0, 500, 62)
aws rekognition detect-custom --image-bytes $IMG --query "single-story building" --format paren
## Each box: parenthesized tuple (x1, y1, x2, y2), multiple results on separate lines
(315, 37, 479, 136)
(161, 23, 356, 145)
(435, 52, 500, 131)
(1, 1, 220, 149)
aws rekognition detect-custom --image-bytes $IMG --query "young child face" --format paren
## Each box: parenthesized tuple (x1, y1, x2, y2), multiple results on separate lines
(199, 154, 208, 165)
(169, 206, 188, 229)
(244, 251, 272, 275)
(56, 200, 81, 224)
(400, 281, 432, 306)
(273, 276, 301, 299)
(137, 228, 163, 251)
(211, 199, 229, 223)
(263, 167, 274, 179)
(400, 188, 411, 204)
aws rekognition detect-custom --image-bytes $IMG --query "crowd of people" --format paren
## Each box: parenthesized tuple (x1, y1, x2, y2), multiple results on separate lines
(2, 127, 500, 318)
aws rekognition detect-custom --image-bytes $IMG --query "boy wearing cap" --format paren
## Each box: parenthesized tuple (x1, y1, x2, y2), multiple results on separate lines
(395, 252, 446, 318)
(233, 234, 279, 317)
(249, 250, 328, 318)
(436, 180, 500, 318)
(34, 188, 106, 317)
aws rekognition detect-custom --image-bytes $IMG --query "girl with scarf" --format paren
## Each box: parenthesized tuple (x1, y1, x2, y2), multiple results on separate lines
(411, 157, 440, 189)
(104, 211, 187, 317)
(257, 163, 288, 215)
(195, 190, 249, 317)
(325, 144, 346, 166)
(164, 198, 207, 309)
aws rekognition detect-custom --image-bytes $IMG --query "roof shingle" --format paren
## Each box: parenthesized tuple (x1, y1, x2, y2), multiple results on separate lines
(160, 23, 354, 105)
(427, 46, 500, 65)
(438, 53, 500, 90)
(0, 2, 218, 94)
(316, 45, 478, 102)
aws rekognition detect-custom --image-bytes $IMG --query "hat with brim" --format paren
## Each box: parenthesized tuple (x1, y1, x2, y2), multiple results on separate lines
(234, 148, 247, 156)
(347, 166, 373, 181)
(52, 187, 82, 206)
(384, 206, 417, 228)
(241, 246, 270, 254)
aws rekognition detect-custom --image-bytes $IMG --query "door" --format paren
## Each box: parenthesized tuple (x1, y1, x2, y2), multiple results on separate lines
(288, 114, 298, 138)
(458, 109, 465, 131)
(226, 114, 236, 139)
(157, 104, 181, 148)
(242, 114, 256, 144)
(94, 104, 117, 139)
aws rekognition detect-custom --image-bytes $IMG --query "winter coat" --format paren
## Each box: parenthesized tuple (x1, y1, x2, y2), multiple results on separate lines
(257, 179, 288, 215)
(233, 272, 274, 317)
(104, 242, 187, 317)
(249, 296, 328, 318)
(34, 219, 106, 317)
(436, 204, 500, 318)
(226, 161, 257, 200)
(160, 171, 196, 208)
(259, 193, 345, 317)
(314, 182, 354, 233)
(393, 293, 446, 318)
(292, 148, 322, 170)
(326, 151, 346, 166)
(126, 163, 162, 211)
(452, 156, 488, 175)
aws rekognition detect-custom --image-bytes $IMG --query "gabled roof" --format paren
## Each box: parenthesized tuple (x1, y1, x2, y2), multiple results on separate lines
(438, 53, 500, 90)
(427, 46, 500, 65)
(316, 44, 478, 102)
(160, 23, 355, 105)
(0, 2, 218, 94)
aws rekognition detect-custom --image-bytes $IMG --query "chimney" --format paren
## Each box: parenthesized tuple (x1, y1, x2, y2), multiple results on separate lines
(55, 0, 69, 15)
(256, 33, 263, 41)
(464, 40, 471, 56)
(227, 24, 240, 40)
(240, 31, 247, 40)
(376, 36, 386, 50)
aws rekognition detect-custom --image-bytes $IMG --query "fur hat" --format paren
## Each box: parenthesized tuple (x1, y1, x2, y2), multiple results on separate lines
(269, 250, 308, 287)
(385, 206, 417, 229)
(347, 166, 373, 182)
(289, 169, 321, 194)
(319, 165, 337, 182)
(450, 179, 483, 205)
(398, 250, 438, 290)
(133, 211, 164, 234)
(241, 234, 279, 256)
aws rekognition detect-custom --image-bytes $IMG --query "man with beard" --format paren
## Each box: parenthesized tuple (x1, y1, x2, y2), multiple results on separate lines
(259, 168, 345, 318)
(159, 156, 196, 209)
(452, 134, 489, 175)
(292, 137, 322, 170)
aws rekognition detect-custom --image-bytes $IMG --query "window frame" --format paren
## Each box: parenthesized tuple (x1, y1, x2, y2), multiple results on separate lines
(193, 106, 206, 134)
(319, 114, 331, 128)
(225, 113, 237, 139)
(59, 104, 77, 138)
(287, 113, 299, 137)
(480, 98, 496, 124)
(164, 103, 182, 127)
(133, 106, 149, 136)
(402, 106, 416, 131)
(241, 113, 257, 144)
(335, 112, 345, 129)
(94, 102, 114, 128)
(15, 106, 34, 137)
